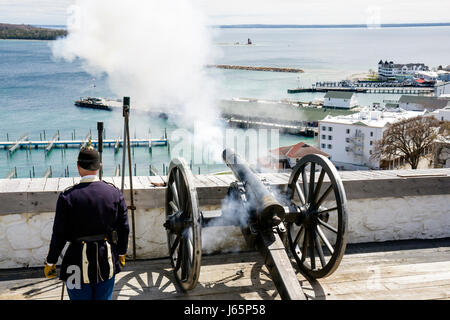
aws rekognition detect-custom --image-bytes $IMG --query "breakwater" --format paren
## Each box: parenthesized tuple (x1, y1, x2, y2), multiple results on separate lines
(209, 64, 304, 73)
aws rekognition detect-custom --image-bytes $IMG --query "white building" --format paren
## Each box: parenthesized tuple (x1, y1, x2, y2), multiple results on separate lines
(378, 60, 429, 80)
(435, 82, 450, 97)
(398, 95, 450, 112)
(415, 71, 438, 81)
(318, 108, 426, 169)
(323, 91, 358, 109)
(431, 106, 450, 121)
(437, 70, 450, 82)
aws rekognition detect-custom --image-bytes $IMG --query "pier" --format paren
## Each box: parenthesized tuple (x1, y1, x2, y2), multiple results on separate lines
(226, 117, 318, 136)
(0, 137, 168, 151)
(288, 81, 435, 95)
(8, 134, 28, 154)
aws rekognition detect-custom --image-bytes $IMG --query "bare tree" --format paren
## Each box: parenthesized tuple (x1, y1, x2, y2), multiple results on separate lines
(371, 116, 441, 169)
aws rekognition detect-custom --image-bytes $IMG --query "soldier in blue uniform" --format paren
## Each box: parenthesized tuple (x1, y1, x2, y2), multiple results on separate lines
(44, 144, 130, 300)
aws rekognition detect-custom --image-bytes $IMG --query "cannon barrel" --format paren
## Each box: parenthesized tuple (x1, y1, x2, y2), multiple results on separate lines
(222, 148, 285, 228)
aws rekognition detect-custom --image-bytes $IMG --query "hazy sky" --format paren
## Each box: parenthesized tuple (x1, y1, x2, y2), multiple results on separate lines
(1, 0, 449, 25)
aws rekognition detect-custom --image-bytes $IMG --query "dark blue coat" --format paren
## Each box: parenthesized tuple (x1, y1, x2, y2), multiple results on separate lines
(46, 180, 129, 284)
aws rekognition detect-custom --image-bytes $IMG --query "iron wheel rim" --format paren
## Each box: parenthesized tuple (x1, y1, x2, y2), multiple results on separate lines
(165, 158, 202, 291)
(286, 154, 348, 279)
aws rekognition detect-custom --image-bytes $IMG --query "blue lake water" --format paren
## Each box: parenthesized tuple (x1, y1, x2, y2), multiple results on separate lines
(1, 26, 449, 178)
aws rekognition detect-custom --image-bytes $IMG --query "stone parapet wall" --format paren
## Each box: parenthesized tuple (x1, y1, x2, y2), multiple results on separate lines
(0, 169, 449, 269)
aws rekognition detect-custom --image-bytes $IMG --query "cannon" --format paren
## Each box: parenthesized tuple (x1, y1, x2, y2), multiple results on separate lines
(163, 148, 348, 299)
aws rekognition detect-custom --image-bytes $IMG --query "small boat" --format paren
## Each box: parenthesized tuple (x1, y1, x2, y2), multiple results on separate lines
(74, 97, 121, 111)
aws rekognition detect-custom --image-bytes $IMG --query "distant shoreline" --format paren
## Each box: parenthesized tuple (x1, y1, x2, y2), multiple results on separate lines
(0, 23, 67, 40)
(216, 22, 450, 29)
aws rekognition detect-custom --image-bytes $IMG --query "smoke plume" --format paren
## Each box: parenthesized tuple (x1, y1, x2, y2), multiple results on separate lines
(52, 0, 219, 126)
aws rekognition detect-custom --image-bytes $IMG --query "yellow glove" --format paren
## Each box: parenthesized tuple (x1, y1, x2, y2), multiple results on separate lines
(44, 262, 57, 279)
(119, 255, 126, 267)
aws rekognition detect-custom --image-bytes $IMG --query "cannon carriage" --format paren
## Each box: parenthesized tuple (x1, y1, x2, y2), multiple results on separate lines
(163, 148, 348, 300)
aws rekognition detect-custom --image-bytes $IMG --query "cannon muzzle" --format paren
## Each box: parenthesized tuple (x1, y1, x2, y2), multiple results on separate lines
(222, 148, 285, 228)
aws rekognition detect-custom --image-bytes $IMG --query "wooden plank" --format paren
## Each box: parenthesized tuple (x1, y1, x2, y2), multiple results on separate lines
(137, 176, 154, 189)
(129, 176, 145, 190)
(193, 175, 212, 187)
(112, 176, 125, 189)
(56, 178, 71, 192)
(43, 178, 59, 192)
(203, 175, 229, 187)
(0, 179, 12, 192)
(0, 180, 29, 214)
(324, 284, 450, 300)
(13, 178, 32, 192)
(102, 177, 116, 187)
(2, 241, 450, 300)
(272, 173, 290, 184)
(342, 176, 450, 199)
(26, 178, 47, 192)
(148, 175, 167, 187)
(212, 174, 236, 185)
(0, 179, 22, 193)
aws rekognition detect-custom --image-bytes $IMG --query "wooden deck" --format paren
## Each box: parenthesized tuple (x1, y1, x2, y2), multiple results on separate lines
(1, 239, 449, 300)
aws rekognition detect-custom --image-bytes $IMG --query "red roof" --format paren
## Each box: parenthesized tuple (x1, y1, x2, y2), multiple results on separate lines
(270, 142, 329, 159)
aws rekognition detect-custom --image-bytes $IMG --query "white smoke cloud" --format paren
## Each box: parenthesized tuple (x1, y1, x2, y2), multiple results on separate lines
(52, 0, 220, 126)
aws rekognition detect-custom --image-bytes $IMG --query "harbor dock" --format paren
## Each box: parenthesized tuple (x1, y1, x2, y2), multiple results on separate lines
(225, 117, 318, 136)
(288, 86, 434, 94)
(288, 81, 435, 94)
(0, 138, 168, 151)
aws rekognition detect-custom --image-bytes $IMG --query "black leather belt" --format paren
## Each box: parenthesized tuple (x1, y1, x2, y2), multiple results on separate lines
(74, 234, 108, 243)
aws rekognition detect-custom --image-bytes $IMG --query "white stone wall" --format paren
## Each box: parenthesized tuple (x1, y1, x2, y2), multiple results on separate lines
(347, 195, 450, 243)
(1, 194, 449, 269)
(0, 212, 54, 269)
(0, 208, 172, 269)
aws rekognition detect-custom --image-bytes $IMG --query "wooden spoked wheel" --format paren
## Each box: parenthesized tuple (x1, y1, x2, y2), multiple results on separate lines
(164, 158, 202, 291)
(286, 154, 348, 279)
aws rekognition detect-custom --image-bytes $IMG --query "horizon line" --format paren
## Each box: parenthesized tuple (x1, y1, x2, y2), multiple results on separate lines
(28, 22, 450, 30)
(216, 22, 450, 29)
(15, 21, 450, 30)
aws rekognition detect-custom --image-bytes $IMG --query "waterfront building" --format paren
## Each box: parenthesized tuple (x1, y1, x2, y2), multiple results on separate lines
(437, 70, 450, 82)
(323, 91, 358, 109)
(435, 82, 450, 97)
(378, 60, 429, 80)
(431, 106, 450, 121)
(415, 71, 438, 81)
(318, 108, 426, 169)
(398, 95, 450, 112)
